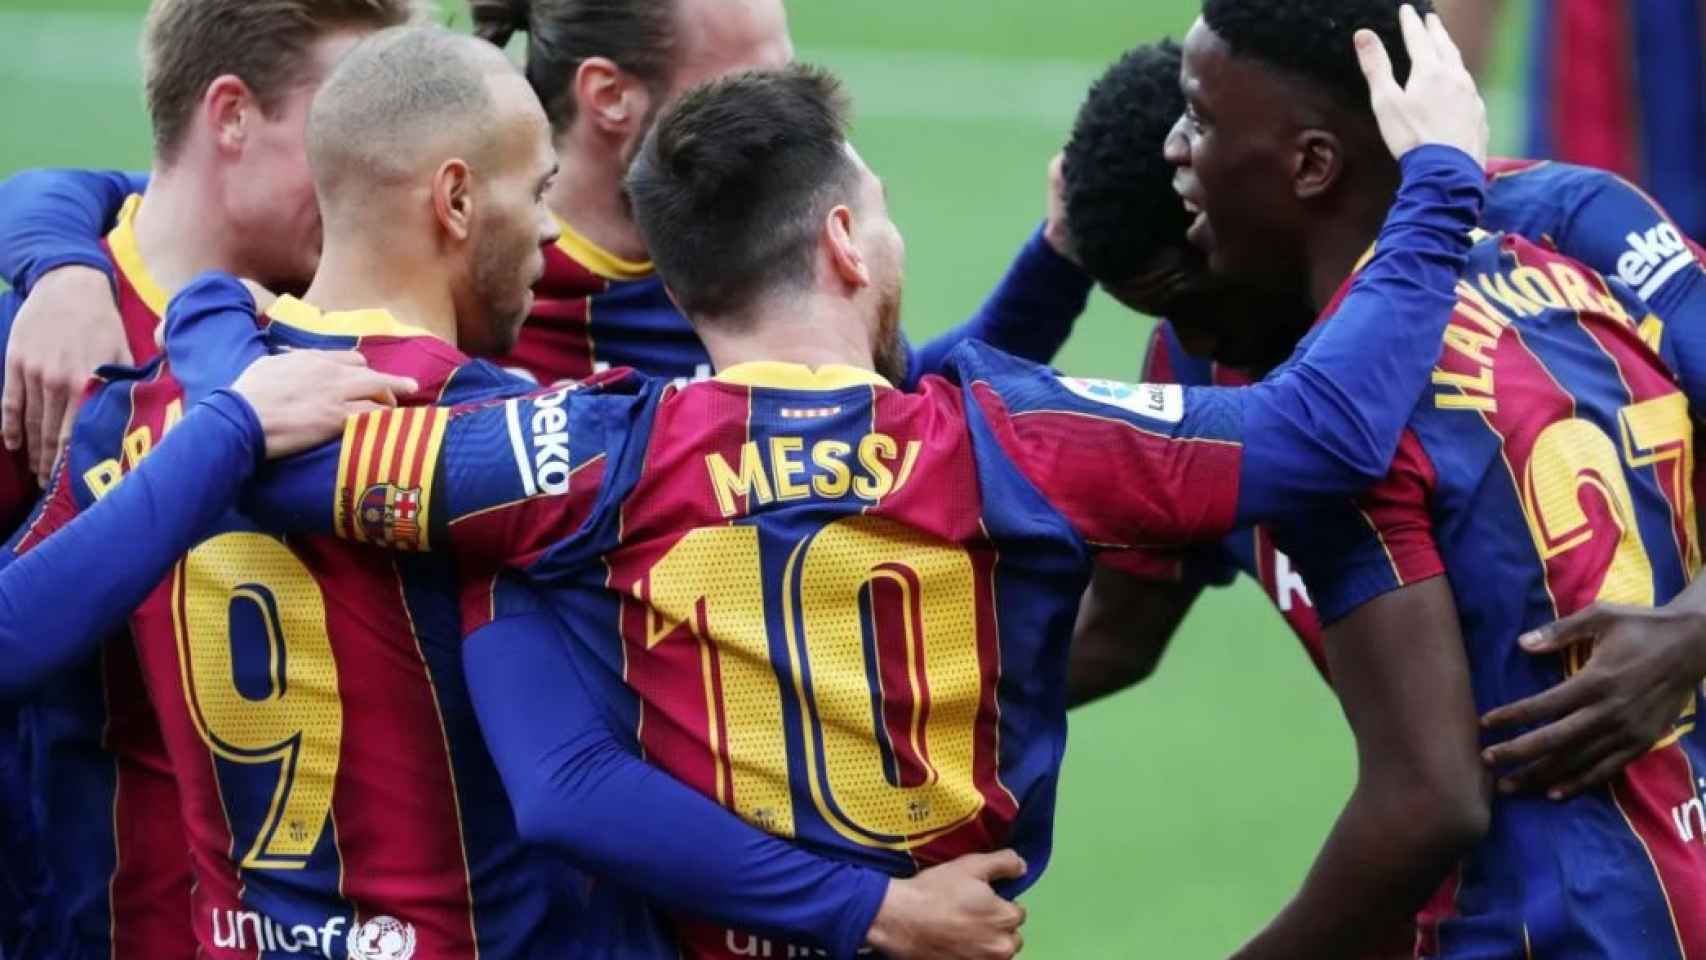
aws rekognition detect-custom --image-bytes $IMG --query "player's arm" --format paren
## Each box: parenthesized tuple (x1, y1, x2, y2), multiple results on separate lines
(1232, 578, 1488, 960)
(0, 167, 144, 292)
(0, 167, 150, 480)
(466, 606, 1027, 960)
(0, 348, 410, 701)
(1549, 169, 1706, 404)
(1068, 563, 1202, 708)
(901, 156, 1093, 387)
(1235, 430, 1486, 958)
(971, 141, 1480, 547)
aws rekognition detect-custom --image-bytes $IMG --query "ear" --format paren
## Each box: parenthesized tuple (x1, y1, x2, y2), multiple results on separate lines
(823, 205, 869, 290)
(431, 158, 475, 243)
(574, 56, 648, 137)
(203, 75, 255, 156)
(1293, 128, 1344, 201)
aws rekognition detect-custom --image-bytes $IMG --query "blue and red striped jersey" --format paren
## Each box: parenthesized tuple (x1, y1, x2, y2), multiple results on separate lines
(8, 193, 196, 960)
(495, 218, 692, 389)
(1526, 0, 1706, 240)
(15, 295, 581, 959)
(1132, 158, 1706, 685)
(1276, 233, 1706, 957)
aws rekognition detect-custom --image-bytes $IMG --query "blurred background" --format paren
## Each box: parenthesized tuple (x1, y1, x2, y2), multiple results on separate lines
(0, 0, 1564, 954)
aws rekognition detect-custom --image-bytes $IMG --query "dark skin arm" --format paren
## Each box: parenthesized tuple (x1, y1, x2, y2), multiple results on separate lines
(1067, 565, 1201, 708)
(1231, 576, 1489, 960)
(1479, 576, 1706, 800)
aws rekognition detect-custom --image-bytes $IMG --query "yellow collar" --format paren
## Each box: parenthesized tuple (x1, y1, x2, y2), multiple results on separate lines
(105, 194, 170, 317)
(265, 295, 441, 341)
(554, 215, 654, 281)
(715, 362, 892, 390)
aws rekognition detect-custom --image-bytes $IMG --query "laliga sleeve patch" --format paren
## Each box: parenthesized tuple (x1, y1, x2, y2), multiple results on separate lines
(1057, 377, 1185, 423)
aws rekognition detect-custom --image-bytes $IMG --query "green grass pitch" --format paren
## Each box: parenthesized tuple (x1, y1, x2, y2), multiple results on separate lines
(0, 0, 1530, 953)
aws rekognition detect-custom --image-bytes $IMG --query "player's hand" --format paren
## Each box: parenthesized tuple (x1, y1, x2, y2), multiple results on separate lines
(1042, 153, 1079, 265)
(231, 351, 418, 459)
(1357, 4, 1489, 166)
(3, 264, 132, 485)
(865, 850, 1027, 960)
(1479, 602, 1706, 799)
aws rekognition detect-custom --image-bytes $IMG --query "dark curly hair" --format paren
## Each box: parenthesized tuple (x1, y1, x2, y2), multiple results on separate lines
(1201, 0, 1435, 113)
(1061, 41, 1191, 290)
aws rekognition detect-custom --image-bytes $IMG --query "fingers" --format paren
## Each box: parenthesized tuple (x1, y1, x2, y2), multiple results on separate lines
(1425, 11, 1466, 73)
(967, 849, 1028, 883)
(1548, 743, 1646, 800)
(2, 351, 24, 453)
(1480, 671, 1596, 731)
(1498, 729, 1623, 799)
(1481, 699, 1600, 769)
(1397, 5, 1437, 71)
(22, 367, 44, 481)
(1354, 29, 1400, 100)
(34, 377, 72, 482)
(1517, 605, 1618, 655)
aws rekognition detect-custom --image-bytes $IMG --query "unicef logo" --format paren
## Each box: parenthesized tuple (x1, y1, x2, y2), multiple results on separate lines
(348, 916, 417, 960)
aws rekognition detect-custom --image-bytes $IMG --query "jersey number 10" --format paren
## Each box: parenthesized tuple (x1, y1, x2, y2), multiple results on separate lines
(628, 514, 1009, 852)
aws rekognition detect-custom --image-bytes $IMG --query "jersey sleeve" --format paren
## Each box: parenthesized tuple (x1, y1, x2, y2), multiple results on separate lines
(0, 168, 147, 291)
(958, 144, 1484, 549)
(900, 223, 1092, 388)
(465, 600, 889, 960)
(1553, 172, 1706, 406)
(1271, 430, 1446, 625)
(1109, 322, 1240, 584)
(249, 382, 628, 570)
(0, 388, 262, 700)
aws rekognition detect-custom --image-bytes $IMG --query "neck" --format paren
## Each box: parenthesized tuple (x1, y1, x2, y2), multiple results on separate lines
(130, 163, 246, 293)
(698, 291, 878, 376)
(1304, 164, 1401, 311)
(545, 126, 650, 264)
(299, 227, 459, 345)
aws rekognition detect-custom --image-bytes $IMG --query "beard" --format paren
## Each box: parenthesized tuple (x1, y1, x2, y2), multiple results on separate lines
(872, 275, 908, 386)
(469, 227, 534, 357)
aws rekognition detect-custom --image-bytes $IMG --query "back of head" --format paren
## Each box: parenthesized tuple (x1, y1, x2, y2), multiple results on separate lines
(143, 0, 419, 164)
(468, 0, 677, 133)
(306, 25, 518, 214)
(1201, 0, 1433, 126)
(625, 63, 856, 319)
(1062, 41, 1190, 291)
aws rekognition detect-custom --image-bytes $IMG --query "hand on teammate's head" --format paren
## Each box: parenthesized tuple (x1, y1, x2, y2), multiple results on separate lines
(1356, 4, 1489, 165)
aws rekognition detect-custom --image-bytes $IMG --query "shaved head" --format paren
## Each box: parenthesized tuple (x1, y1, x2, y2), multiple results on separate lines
(304, 22, 560, 356)
(307, 25, 528, 211)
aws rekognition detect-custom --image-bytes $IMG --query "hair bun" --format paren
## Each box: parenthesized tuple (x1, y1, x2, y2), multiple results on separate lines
(469, 0, 529, 48)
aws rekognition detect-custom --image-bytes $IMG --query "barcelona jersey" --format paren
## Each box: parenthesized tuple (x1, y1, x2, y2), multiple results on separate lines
(1276, 232, 1706, 958)
(1526, 0, 1706, 239)
(15, 293, 581, 959)
(495, 216, 691, 388)
(1132, 158, 1706, 687)
(7, 193, 195, 960)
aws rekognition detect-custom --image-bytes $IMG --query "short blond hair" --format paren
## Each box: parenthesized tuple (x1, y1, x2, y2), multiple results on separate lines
(142, 0, 421, 162)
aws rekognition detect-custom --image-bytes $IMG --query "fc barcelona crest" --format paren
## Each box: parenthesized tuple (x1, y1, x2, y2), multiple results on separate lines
(359, 483, 424, 550)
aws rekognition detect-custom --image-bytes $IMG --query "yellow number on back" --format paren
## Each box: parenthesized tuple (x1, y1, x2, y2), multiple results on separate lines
(644, 526, 794, 836)
(788, 516, 985, 848)
(175, 532, 342, 870)
(1518, 398, 1697, 740)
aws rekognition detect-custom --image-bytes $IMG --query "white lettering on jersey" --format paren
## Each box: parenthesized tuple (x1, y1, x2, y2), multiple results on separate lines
(505, 386, 574, 496)
(1273, 548, 1314, 613)
(1616, 221, 1695, 301)
(1058, 377, 1185, 423)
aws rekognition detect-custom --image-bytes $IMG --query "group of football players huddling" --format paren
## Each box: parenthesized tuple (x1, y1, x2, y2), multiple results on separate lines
(2, 0, 1705, 958)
